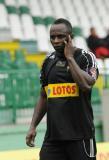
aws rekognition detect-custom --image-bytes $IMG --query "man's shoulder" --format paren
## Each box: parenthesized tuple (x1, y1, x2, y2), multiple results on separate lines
(81, 49, 96, 59)
(41, 52, 56, 69)
(75, 48, 97, 64)
(47, 52, 56, 59)
(77, 48, 95, 58)
(80, 49, 98, 68)
(74, 47, 87, 58)
(44, 52, 56, 62)
(74, 47, 89, 55)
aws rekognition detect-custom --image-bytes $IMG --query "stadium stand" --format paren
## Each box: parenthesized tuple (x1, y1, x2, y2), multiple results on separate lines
(1, 0, 109, 52)
(0, 1, 12, 41)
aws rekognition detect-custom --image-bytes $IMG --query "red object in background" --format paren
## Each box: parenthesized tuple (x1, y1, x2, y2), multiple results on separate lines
(95, 47, 109, 58)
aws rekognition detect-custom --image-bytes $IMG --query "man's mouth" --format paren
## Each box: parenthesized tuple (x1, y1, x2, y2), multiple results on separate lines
(53, 45, 65, 53)
(54, 44, 65, 49)
(54, 46, 62, 49)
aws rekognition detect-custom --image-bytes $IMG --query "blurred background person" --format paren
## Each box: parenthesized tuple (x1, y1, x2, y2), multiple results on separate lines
(86, 27, 109, 59)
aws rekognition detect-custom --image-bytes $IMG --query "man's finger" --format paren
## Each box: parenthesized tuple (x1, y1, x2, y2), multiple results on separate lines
(64, 40, 67, 45)
(26, 138, 35, 147)
(68, 35, 72, 43)
(29, 140, 35, 147)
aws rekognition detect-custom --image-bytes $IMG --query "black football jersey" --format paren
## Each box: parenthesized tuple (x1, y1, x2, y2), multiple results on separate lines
(40, 48, 99, 141)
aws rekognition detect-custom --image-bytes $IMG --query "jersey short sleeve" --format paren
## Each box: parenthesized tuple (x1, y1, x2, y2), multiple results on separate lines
(81, 49, 99, 80)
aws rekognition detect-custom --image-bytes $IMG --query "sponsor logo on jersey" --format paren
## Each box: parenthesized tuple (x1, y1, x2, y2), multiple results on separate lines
(45, 83, 79, 98)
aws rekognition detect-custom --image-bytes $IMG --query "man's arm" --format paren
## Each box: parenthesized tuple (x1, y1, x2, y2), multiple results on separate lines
(64, 35, 97, 91)
(26, 88, 47, 147)
(66, 57, 95, 91)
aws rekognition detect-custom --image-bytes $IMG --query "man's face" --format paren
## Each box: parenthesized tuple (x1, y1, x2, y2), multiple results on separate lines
(50, 24, 70, 53)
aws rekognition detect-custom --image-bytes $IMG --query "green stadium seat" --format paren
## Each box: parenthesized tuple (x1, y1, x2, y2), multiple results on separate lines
(94, 120, 103, 142)
(6, 4, 24, 40)
(4, 71, 13, 107)
(6, 6, 18, 14)
(0, 50, 13, 108)
(14, 49, 25, 59)
(72, 26, 83, 37)
(0, 49, 11, 58)
(20, 8, 36, 41)
(12, 70, 31, 108)
(43, 16, 55, 26)
(0, 50, 12, 67)
(33, 18, 49, 51)
(91, 87, 103, 142)
(11, 50, 33, 109)
(13, 49, 28, 69)
(91, 87, 102, 122)
(0, 70, 13, 108)
(91, 87, 101, 104)
(27, 63, 40, 106)
(32, 16, 44, 25)
(0, 0, 4, 3)
(19, 6, 30, 14)
(11, 60, 40, 109)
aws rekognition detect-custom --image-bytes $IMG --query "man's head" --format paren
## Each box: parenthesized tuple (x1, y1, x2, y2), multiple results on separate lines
(50, 18, 73, 53)
(90, 27, 97, 36)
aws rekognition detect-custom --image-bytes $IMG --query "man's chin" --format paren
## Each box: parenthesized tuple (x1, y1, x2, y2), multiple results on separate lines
(54, 46, 64, 53)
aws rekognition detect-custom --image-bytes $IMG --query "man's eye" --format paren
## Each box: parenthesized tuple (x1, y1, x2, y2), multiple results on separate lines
(50, 35, 55, 40)
(50, 35, 66, 40)
(58, 35, 66, 39)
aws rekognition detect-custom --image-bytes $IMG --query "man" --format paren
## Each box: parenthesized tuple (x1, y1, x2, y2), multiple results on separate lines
(26, 18, 99, 160)
(86, 27, 109, 58)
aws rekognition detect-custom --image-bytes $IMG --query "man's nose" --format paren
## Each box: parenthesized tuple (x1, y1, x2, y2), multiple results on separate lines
(54, 37, 59, 43)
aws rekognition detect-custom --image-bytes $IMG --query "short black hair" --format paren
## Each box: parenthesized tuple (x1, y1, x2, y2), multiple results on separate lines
(53, 18, 73, 38)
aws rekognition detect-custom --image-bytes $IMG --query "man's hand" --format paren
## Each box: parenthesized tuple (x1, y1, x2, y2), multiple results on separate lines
(64, 35, 74, 59)
(26, 127, 36, 147)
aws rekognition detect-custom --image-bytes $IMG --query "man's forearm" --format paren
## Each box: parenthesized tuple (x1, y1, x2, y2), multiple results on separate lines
(30, 95, 47, 129)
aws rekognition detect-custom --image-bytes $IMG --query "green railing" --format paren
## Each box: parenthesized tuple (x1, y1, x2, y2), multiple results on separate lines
(0, 68, 40, 124)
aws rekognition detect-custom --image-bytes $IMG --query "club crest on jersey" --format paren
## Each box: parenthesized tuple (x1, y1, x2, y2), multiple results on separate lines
(56, 61, 66, 67)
